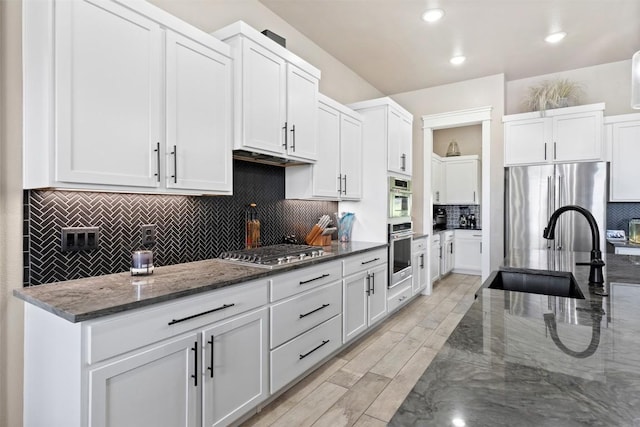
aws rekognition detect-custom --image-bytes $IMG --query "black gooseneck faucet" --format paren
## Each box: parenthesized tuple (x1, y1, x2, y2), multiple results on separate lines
(543, 205, 605, 286)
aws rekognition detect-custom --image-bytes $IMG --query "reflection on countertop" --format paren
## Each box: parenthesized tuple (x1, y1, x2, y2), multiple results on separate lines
(390, 250, 640, 426)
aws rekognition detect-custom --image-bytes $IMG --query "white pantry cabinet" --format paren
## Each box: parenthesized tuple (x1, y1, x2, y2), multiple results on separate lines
(23, 0, 232, 194)
(453, 230, 482, 275)
(343, 249, 388, 343)
(213, 21, 320, 162)
(606, 114, 640, 202)
(23, 279, 269, 427)
(286, 94, 363, 200)
(503, 103, 604, 166)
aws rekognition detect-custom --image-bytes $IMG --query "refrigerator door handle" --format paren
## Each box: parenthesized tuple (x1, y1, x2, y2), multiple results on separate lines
(557, 174, 563, 250)
(547, 176, 553, 249)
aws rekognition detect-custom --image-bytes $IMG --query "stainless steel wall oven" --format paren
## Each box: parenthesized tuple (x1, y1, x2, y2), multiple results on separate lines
(389, 222, 413, 288)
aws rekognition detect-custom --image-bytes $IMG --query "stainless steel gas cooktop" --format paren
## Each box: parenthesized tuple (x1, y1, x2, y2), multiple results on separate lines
(219, 244, 330, 269)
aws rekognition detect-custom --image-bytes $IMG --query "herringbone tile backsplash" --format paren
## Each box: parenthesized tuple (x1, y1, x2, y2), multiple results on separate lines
(24, 161, 337, 286)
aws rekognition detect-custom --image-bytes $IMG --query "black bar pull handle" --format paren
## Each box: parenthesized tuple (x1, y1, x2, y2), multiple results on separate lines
(207, 335, 214, 378)
(420, 253, 424, 268)
(299, 273, 330, 285)
(366, 273, 371, 296)
(544, 142, 547, 160)
(191, 341, 198, 387)
(361, 257, 380, 265)
(343, 175, 347, 194)
(299, 339, 330, 360)
(282, 122, 288, 149)
(168, 303, 235, 325)
(371, 271, 375, 295)
(299, 303, 330, 319)
(290, 124, 296, 151)
(554, 141, 557, 159)
(154, 142, 160, 182)
(171, 145, 177, 183)
(338, 174, 342, 194)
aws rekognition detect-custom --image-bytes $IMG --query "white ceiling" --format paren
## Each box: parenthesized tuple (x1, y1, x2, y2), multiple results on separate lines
(258, 0, 640, 95)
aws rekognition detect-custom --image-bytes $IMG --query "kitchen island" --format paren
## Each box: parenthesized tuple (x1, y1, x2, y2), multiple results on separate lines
(390, 250, 640, 426)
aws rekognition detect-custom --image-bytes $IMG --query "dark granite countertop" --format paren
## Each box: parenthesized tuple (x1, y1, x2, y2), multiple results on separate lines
(391, 250, 640, 426)
(607, 238, 640, 249)
(14, 241, 387, 323)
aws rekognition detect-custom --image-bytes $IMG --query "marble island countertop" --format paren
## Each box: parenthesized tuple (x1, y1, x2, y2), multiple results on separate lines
(14, 241, 386, 323)
(391, 250, 640, 426)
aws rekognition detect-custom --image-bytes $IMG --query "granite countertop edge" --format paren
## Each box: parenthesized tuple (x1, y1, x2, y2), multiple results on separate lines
(15, 241, 388, 323)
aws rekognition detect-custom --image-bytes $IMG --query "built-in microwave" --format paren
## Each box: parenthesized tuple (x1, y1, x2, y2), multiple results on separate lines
(389, 176, 412, 220)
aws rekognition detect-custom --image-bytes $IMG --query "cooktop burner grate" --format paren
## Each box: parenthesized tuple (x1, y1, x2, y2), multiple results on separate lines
(219, 244, 324, 265)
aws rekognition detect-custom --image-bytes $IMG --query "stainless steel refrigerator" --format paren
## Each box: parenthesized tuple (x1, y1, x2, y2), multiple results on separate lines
(505, 162, 607, 256)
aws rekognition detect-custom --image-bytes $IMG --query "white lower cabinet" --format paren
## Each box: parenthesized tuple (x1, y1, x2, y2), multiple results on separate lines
(430, 233, 441, 284)
(441, 231, 454, 276)
(453, 230, 482, 275)
(201, 308, 268, 427)
(88, 334, 199, 427)
(412, 238, 428, 295)
(342, 249, 388, 343)
(387, 278, 413, 313)
(270, 315, 342, 393)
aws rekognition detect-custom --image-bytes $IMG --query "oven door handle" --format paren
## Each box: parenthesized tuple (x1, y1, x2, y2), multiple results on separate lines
(390, 231, 414, 240)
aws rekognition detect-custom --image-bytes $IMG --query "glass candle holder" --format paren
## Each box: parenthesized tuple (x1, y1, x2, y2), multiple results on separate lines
(131, 250, 154, 276)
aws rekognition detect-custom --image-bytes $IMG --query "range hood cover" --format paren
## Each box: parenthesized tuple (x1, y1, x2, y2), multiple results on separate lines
(233, 150, 310, 167)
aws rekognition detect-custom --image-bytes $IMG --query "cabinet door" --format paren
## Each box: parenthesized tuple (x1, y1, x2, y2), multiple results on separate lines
(445, 238, 455, 275)
(454, 234, 482, 274)
(610, 120, 640, 201)
(444, 159, 479, 204)
(340, 114, 363, 200)
(201, 308, 268, 427)
(313, 103, 342, 198)
(553, 111, 603, 162)
(240, 39, 287, 155)
(388, 109, 412, 175)
(343, 270, 368, 343)
(286, 64, 318, 161)
(412, 250, 426, 295)
(165, 31, 232, 194)
(432, 156, 444, 204)
(504, 119, 550, 165)
(55, 0, 161, 188)
(430, 239, 441, 283)
(400, 115, 413, 176)
(89, 334, 198, 427)
(367, 264, 388, 325)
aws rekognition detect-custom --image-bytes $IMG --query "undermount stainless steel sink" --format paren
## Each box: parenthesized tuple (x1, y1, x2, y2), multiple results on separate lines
(484, 269, 585, 299)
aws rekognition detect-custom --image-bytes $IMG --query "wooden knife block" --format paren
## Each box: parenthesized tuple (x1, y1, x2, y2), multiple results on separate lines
(310, 235, 331, 246)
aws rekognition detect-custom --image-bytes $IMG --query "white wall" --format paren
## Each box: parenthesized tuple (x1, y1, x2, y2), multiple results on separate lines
(391, 74, 505, 275)
(433, 125, 482, 157)
(148, 0, 384, 104)
(0, 1, 25, 426)
(506, 59, 635, 116)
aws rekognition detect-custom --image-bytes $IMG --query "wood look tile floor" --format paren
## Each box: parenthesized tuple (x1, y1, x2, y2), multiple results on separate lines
(240, 273, 483, 427)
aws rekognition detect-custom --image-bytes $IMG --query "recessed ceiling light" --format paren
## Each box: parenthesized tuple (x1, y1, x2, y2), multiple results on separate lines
(422, 8, 445, 23)
(545, 31, 567, 44)
(450, 55, 466, 65)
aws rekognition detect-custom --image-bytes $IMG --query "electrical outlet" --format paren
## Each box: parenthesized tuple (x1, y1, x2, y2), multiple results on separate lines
(141, 224, 157, 245)
(61, 227, 99, 252)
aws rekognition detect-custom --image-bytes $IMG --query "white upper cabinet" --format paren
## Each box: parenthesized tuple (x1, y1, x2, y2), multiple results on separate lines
(431, 153, 444, 204)
(348, 97, 413, 178)
(213, 21, 321, 162)
(444, 155, 481, 205)
(503, 103, 604, 166)
(388, 108, 413, 176)
(23, 0, 233, 195)
(607, 114, 640, 202)
(285, 94, 362, 200)
(165, 30, 232, 193)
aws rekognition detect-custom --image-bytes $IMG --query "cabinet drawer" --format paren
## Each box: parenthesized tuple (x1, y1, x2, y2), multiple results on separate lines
(343, 248, 387, 277)
(86, 279, 268, 364)
(271, 280, 342, 348)
(270, 314, 341, 393)
(270, 260, 341, 302)
(413, 238, 426, 251)
(387, 282, 412, 313)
